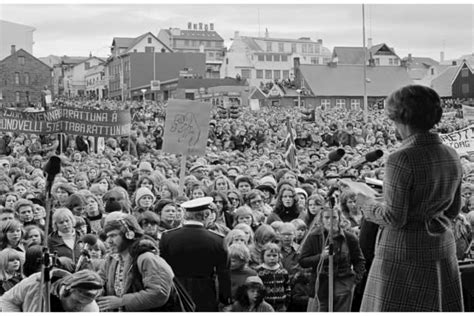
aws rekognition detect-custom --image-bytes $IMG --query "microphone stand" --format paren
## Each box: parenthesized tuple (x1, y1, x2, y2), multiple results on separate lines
(327, 192, 337, 313)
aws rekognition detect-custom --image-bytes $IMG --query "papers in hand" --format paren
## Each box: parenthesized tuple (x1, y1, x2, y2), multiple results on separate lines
(339, 179, 381, 199)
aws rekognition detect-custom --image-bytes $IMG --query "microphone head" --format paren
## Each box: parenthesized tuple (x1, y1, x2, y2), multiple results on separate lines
(327, 148, 345, 162)
(81, 234, 98, 246)
(365, 150, 384, 162)
(43, 156, 61, 178)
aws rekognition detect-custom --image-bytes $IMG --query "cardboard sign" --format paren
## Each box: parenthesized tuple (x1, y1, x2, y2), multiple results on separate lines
(162, 99, 211, 156)
(45, 95, 52, 104)
(440, 125, 474, 156)
(462, 104, 474, 121)
(249, 99, 260, 111)
(150, 80, 161, 91)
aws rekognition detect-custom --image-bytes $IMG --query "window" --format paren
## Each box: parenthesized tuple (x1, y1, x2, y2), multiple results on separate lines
(184, 40, 189, 46)
(321, 99, 331, 107)
(462, 68, 469, 77)
(302, 44, 307, 53)
(273, 70, 281, 80)
(208, 52, 214, 58)
(336, 99, 346, 107)
(282, 70, 290, 79)
(266, 42, 272, 52)
(148, 37, 152, 44)
(85, 62, 90, 70)
(145, 46, 155, 53)
(265, 70, 272, 79)
(256, 70, 263, 78)
(15, 91, 20, 102)
(15, 72, 20, 85)
(351, 99, 361, 109)
(393, 58, 399, 65)
(25, 91, 29, 102)
(206, 41, 211, 47)
(258, 55, 264, 61)
(241, 69, 251, 79)
(274, 54, 280, 62)
(311, 57, 319, 64)
(375, 58, 380, 65)
(309, 45, 314, 53)
(462, 84, 470, 94)
(431, 68, 435, 75)
(281, 55, 288, 62)
(291, 43, 297, 53)
(18, 56, 25, 65)
(24, 73, 29, 85)
(266, 54, 272, 61)
(278, 42, 284, 52)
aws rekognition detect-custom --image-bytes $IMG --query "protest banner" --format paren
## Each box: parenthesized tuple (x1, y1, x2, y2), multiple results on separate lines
(0, 107, 131, 137)
(440, 124, 474, 156)
(462, 104, 474, 121)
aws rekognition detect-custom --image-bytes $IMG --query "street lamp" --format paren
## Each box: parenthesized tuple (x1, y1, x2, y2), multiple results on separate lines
(141, 89, 147, 103)
(116, 55, 124, 101)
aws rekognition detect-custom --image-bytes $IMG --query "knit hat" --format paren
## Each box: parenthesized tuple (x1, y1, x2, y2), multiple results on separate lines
(256, 176, 277, 195)
(295, 188, 308, 199)
(245, 276, 263, 286)
(138, 161, 153, 173)
(135, 187, 155, 205)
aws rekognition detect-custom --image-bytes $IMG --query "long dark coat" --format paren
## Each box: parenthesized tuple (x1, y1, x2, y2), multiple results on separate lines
(159, 223, 232, 311)
(360, 132, 464, 312)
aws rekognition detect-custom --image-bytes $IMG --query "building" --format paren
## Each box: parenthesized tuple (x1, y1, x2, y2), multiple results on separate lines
(430, 66, 458, 98)
(176, 77, 249, 106)
(0, 20, 35, 60)
(85, 63, 107, 100)
(157, 22, 225, 79)
(452, 60, 474, 99)
(50, 56, 90, 96)
(62, 56, 105, 97)
(332, 40, 401, 66)
(401, 54, 439, 86)
(222, 30, 332, 87)
(294, 57, 413, 109)
(107, 52, 206, 101)
(0, 45, 52, 107)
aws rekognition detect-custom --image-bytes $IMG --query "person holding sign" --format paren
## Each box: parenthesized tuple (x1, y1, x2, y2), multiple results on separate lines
(351, 85, 464, 312)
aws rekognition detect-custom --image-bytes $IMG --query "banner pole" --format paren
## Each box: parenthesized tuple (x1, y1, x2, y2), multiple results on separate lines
(178, 153, 187, 196)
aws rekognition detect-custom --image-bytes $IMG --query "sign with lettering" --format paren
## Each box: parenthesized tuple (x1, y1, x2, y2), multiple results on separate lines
(440, 125, 474, 156)
(0, 107, 131, 137)
(162, 99, 211, 156)
(150, 80, 161, 91)
(462, 104, 474, 121)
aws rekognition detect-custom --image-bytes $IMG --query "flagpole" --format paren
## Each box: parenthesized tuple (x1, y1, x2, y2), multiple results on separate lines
(362, 4, 368, 123)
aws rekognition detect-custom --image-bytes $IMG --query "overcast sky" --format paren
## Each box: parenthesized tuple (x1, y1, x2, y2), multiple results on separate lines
(0, 2, 473, 61)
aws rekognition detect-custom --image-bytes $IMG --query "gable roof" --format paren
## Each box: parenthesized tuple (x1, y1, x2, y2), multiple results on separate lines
(451, 60, 474, 85)
(240, 37, 263, 52)
(0, 48, 51, 69)
(333, 43, 399, 65)
(177, 77, 247, 89)
(299, 64, 413, 97)
(112, 37, 135, 49)
(430, 66, 458, 97)
(249, 87, 267, 99)
(405, 56, 439, 68)
(125, 32, 173, 53)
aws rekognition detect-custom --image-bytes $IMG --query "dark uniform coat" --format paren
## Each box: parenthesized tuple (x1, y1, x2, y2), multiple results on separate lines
(159, 223, 232, 311)
(360, 133, 464, 312)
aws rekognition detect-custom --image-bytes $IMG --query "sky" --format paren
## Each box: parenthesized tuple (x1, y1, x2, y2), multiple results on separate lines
(0, 1, 473, 61)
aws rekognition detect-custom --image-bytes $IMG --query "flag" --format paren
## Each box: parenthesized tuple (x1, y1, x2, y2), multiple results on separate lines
(284, 118, 298, 170)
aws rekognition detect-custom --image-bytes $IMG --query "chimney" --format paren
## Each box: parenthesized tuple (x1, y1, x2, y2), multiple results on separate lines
(408, 53, 412, 60)
(452, 61, 457, 66)
(11, 45, 16, 55)
(210, 23, 214, 31)
(317, 39, 323, 45)
(199, 22, 203, 30)
(188, 22, 192, 29)
(193, 23, 197, 30)
(367, 37, 372, 49)
(440, 51, 444, 62)
(234, 31, 240, 39)
(204, 24, 208, 31)
(265, 28, 269, 38)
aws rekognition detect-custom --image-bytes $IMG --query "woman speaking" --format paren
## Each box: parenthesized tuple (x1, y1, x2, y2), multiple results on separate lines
(354, 85, 464, 312)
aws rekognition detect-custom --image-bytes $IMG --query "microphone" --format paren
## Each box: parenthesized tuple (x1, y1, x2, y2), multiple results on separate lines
(316, 149, 345, 170)
(43, 156, 61, 195)
(75, 234, 98, 272)
(347, 150, 384, 170)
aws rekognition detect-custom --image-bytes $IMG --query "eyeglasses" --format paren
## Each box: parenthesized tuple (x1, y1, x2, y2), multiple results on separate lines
(250, 199, 263, 206)
(228, 197, 238, 201)
(141, 221, 158, 226)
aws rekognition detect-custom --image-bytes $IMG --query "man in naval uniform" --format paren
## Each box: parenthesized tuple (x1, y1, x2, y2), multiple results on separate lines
(159, 197, 232, 312)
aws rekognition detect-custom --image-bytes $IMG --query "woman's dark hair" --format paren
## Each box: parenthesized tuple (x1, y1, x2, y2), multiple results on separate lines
(154, 199, 176, 215)
(273, 186, 300, 217)
(234, 282, 267, 308)
(23, 244, 43, 277)
(209, 190, 230, 215)
(385, 85, 442, 131)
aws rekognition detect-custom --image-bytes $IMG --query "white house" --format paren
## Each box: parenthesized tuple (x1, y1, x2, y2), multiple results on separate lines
(63, 56, 104, 97)
(221, 30, 332, 88)
(85, 64, 107, 100)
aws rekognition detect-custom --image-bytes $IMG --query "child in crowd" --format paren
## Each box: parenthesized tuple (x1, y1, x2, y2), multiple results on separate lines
(290, 218, 308, 247)
(0, 248, 24, 295)
(228, 243, 258, 299)
(248, 224, 276, 268)
(224, 229, 249, 250)
(255, 242, 291, 312)
(231, 276, 275, 312)
(23, 225, 45, 248)
(233, 223, 255, 247)
(279, 222, 300, 278)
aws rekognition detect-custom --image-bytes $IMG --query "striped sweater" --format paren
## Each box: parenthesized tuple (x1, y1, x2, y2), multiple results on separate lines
(255, 264, 291, 312)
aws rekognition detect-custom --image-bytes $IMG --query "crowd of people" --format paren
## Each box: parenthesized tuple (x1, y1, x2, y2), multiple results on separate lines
(0, 87, 472, 312)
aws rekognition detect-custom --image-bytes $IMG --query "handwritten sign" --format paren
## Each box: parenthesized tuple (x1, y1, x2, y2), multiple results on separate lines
(250, 99, 260, 111)
(462, 104, 474, 121)
(440, 125, 474, 156)
(162, 99, 211, 156)
(0, 107, 131, 137)
(45, 95, 52, 104)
